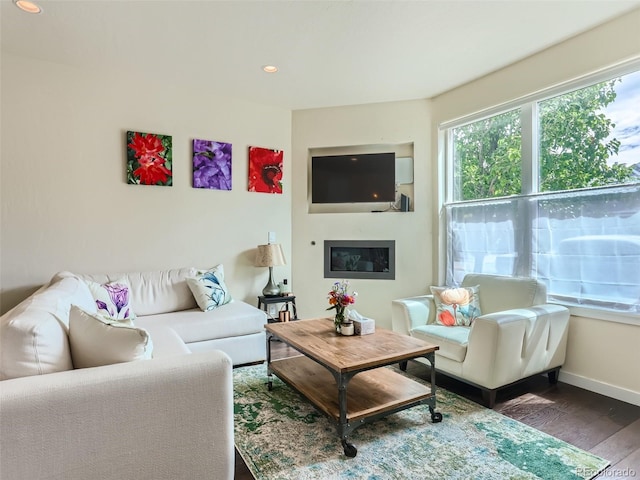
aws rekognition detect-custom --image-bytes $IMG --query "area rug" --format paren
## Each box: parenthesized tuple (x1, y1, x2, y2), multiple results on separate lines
(233, 364, 609, 480)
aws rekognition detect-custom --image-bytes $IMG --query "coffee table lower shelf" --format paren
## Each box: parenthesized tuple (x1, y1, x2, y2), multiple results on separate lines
(267, 355, 441, 456)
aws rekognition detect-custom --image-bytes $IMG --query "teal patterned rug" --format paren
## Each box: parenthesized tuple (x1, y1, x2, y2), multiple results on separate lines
(233, 364, 609, 480)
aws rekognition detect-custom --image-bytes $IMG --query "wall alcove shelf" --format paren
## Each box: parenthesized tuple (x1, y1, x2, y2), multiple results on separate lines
(308, 143, 414, 214)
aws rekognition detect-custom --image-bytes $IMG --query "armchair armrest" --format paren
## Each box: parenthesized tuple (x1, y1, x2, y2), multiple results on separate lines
(391, 295, 436, 335)
(0, 351, 234, 480)
(463, 304, 570, 389)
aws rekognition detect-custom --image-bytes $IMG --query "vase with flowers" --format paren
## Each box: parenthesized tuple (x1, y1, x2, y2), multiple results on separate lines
(327, 280, 357, 333)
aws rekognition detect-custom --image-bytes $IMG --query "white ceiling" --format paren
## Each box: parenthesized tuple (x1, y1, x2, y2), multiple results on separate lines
(2, 0, 639, 110)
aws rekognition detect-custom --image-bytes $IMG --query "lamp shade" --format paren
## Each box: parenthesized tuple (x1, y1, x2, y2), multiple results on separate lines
(255, 244, 286, 267)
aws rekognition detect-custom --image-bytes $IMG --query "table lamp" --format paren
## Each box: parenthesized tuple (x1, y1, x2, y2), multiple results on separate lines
(255, 243, 286, 297)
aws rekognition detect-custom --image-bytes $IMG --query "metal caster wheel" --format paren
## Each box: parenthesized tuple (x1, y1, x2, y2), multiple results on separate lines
(342, 439, 357, 458)
(431, 412, 443, 423)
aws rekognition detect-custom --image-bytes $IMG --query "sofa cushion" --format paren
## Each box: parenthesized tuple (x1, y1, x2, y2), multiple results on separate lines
(69, 306, 153, 369)
(135, 301, 267, 344)
(411, 324, 470, 363)
(86, 278, 136, 321)
(430, 285, 481, 326)
(462, 274, 545, 314)
(74, 267, 199, 316)
(0, 276, 96, 380)
(143, 325, 191, 357)
(186, 265, 233, 311)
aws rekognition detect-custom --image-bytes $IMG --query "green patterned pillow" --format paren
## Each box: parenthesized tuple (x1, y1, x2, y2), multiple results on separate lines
(186, 265, 233, 311)
(430, 285, 481, 326)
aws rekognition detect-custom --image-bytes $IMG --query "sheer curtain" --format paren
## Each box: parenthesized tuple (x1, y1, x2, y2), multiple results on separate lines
(445, 184, 640, 313)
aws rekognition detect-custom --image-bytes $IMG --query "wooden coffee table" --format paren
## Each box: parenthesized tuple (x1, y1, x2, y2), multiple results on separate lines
(265, 317, 441, 457)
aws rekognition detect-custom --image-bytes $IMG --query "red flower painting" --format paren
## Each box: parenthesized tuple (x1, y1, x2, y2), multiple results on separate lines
(127, 131, 173, 186)
(248, 146, 283, 194)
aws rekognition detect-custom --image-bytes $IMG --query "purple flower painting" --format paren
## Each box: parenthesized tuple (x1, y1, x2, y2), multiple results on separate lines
(193, 139, 232, 190)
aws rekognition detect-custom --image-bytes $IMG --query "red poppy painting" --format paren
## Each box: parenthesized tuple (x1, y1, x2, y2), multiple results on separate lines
(127, 131, 173, 186)
(248, 146, 283, 194)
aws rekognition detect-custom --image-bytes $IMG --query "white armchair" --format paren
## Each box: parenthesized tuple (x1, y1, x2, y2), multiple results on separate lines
(392, 274, 570, 407)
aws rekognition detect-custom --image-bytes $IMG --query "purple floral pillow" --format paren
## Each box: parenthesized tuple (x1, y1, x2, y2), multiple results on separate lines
(86, 279, 136, 322)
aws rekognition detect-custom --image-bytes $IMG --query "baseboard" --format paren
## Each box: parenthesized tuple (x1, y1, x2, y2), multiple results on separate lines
(558, 371, 640, 407)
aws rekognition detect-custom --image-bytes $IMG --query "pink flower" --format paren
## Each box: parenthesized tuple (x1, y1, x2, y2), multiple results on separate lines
(327, 280, 357, 309)
(439, 288, 471, 306)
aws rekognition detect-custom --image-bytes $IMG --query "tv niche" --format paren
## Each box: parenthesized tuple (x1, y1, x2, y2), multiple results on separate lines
(324, 240, 395, 280)
(312, 152, 396, 204)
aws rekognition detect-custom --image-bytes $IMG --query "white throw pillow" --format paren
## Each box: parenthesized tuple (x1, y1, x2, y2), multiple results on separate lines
(85, 278, 136, 321)
(0, 275, 97, 380)
(69, 305, 153, 369)
(186, 264, 233, 312)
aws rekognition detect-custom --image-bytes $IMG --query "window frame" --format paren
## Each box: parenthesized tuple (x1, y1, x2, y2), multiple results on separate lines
(439, 58, 640, 323)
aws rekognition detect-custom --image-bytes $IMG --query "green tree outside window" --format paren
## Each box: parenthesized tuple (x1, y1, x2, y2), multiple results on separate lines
(452, 79, 634, 201)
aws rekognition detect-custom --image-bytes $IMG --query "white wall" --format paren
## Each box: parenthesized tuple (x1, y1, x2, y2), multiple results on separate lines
(291, 100, 432, 327)
(431, 9, 640, 404)
(562, 314, 639, 406)
(1, 54, 292, 313)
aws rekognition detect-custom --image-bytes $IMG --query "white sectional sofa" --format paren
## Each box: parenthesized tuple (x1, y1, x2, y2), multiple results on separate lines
(69, 267, 268, 366)
(0, 266, 268, 480)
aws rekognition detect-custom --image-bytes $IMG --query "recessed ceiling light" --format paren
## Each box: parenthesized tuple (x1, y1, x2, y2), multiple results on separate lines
(262, 65, 278, 73)
(14, 0, 42, 14)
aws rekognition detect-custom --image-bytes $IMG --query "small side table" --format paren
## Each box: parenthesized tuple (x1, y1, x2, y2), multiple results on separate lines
(257, 295, 298, 322)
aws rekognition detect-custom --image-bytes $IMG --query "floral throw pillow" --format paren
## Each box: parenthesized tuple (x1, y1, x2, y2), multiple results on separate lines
(186, 264, 233, 312)
(86, 278, 136, 322)
(430, 285, 481, 327)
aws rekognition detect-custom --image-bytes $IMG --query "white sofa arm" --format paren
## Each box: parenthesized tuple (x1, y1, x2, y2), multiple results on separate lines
(391, 295, 435, 335)
(0, 351, 234, 480)
(462, 304, 570, 389)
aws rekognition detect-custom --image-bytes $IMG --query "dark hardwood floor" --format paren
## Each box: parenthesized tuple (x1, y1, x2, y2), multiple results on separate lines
(235, 342, 640, 479)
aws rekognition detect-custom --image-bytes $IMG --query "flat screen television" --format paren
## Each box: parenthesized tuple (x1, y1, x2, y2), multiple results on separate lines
(311, 152, 396, 204)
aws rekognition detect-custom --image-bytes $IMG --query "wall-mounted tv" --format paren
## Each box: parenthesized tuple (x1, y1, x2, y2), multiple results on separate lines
(311, 152, 396, 204)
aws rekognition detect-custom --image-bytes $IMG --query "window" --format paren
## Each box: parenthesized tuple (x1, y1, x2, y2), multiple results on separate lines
(538, 77, 637, 192)
(443, 66, 640, 314)
(452, 109, 521, 201)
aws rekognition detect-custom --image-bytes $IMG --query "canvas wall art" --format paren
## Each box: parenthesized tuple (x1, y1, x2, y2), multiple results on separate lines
(193, 139, 232, 190)
(126, 131, 173, 186)
(248, 146, 283, 194)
